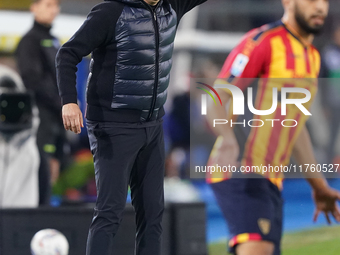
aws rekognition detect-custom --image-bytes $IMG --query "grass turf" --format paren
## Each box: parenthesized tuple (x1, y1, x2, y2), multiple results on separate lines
(209, 226, 340, 255)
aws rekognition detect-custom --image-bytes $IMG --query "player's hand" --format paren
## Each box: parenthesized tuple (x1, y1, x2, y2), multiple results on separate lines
(312, 186, 340, 224)
(62, 103, 84, 134)
(208, 134, 240, 168)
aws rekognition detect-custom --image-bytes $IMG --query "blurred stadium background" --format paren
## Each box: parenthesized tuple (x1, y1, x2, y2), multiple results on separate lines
(1, 0, 340, 254)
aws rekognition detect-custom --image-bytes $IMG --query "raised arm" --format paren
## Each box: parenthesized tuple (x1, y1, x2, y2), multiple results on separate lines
(168, 0, 207, 23)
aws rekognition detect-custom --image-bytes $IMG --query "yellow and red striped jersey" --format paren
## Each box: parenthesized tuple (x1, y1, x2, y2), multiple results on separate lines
(207, 20, 321, 189)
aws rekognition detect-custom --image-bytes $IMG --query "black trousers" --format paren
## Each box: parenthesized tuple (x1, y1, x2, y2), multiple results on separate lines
(86, 118, 165, 255)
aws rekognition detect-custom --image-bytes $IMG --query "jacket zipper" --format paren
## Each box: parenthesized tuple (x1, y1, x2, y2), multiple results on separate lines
(144, 4, 160, 121)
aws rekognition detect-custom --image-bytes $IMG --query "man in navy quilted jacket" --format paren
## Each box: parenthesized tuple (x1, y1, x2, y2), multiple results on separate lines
(56, 0, 207, 254)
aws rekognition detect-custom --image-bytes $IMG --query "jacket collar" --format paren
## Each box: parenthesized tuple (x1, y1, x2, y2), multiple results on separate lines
(281, 20, 312, 48)
(33, 20, 52, 34)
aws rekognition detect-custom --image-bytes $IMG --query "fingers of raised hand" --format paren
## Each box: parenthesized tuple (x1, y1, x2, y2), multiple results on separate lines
(324, 212, 331, 225)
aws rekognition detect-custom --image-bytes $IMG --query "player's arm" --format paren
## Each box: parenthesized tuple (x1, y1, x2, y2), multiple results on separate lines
(292, 125, 340, 223)
(205, 90, 239, 166)
(205, 30, 268, 166)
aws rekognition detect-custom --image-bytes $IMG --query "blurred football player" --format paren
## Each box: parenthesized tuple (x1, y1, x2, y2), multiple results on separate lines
(205, 0, 340, 255)
(16, 0, 65, 206)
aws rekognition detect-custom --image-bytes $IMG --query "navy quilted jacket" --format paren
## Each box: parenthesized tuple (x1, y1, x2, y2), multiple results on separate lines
(56, 0, 206, 122)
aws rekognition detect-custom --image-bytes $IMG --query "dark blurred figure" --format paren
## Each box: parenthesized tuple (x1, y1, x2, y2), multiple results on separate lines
(166, 92, 190, 178)
(166, 59, 219, 178)
(16, 0, 65, 206)
(320, 25, 340, 163)
(168, 93, 190, 151)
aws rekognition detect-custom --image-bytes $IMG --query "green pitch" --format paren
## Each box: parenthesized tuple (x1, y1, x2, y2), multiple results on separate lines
(209, 226, 340, 255)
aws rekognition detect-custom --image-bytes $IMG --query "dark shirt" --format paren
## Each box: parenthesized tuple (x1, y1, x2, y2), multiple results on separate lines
(16, 21, 62, 118)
